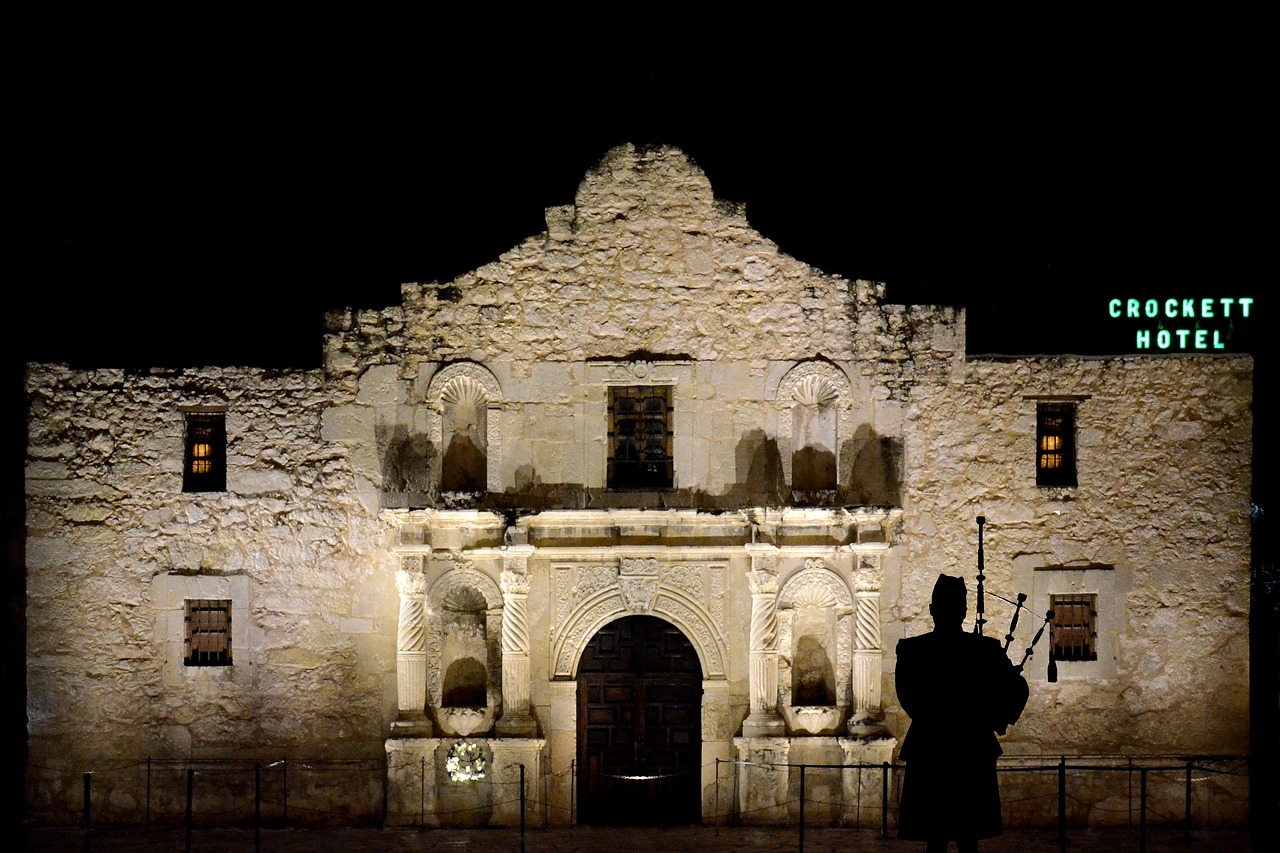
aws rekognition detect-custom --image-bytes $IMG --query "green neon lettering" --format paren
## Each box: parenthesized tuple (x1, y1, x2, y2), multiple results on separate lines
(1146, 299, 1159, 318)
(1165, 298, 1179, 318)
(1201, 298, 1214, 317)
(1176, 329, 1191, 348)
(1157, 329, 1171, 348)
(1239, 298, 1254, 317)
(1128, 299, 1140, 318)
(1195, 329, 1208, 349)
(1136, 329, 1150, 349)
(1214, 330, 1225, 349)
(1220, 298, 1235, 316)
(1109, 299, 1122, 318)
(1182, 298, 1195, 317)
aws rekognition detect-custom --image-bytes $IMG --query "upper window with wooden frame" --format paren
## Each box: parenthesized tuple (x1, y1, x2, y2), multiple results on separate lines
(607, 386, 673, 489)
(1050, 593, 1098, 662)
(1036, 402, 1077, 488)
(183, 411, 226, 492)
(184, 599, 232, 666)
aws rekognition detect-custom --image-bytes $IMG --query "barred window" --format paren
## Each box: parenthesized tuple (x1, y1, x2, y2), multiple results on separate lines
(607, 386, 673, 489)
(1036, 402, 1077, 488)
(1051, 593, 1097, 662)
(183, 412, 226, 492)
(184, 599, 232, 666)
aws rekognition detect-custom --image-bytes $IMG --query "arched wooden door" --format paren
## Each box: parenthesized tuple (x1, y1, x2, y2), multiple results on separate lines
(576, 615, 703, 825)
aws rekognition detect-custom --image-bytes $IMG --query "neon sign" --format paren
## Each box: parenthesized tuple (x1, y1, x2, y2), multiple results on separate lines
(1108, 298, 1254, 351)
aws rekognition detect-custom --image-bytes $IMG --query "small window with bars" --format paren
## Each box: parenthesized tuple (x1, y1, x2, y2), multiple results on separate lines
(607, 386, 673, 489)
(184, 599, 232, 666)
(1036, 402, 1077, 488)
(1051, 593, 1097, 662)
(183, 412, 226, 492)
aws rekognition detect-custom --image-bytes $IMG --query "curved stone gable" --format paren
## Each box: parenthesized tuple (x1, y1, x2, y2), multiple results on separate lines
(328, 146, 946, 370)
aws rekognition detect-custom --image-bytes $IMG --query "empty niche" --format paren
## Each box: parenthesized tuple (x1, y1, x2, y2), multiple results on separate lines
(440, 379, 487, 493)
(790, 374, 838, 491)
(776, 361, 851, 497)
(440, 585, 488, 707)
(790, 583, 839, 706)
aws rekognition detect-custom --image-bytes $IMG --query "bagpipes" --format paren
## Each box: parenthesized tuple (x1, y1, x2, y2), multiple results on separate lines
(973, 515, 1057, 681)
(972, 516, 1055, 733)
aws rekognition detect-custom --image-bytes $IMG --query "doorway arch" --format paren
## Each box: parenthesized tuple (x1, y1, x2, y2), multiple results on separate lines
(576, 615, 703, 825)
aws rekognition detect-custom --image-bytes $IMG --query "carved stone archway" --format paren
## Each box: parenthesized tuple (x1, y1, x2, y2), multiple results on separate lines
(549, 558, 728, 680)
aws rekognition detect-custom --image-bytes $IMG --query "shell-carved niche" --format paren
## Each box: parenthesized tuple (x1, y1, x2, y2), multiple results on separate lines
(426, 363, 503, 494)
(776, 560, 854, 734)
(776, 361, 853, 495)
(426, 565, 503, 736)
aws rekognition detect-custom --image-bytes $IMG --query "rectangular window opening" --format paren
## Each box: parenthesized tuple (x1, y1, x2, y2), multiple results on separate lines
(607, 386, 673, 489)
(183, 412, 226, 492)
(184, 599, 232, 666)
(1036, 402, 1077, 487)
(1051, 593, 1097, 662)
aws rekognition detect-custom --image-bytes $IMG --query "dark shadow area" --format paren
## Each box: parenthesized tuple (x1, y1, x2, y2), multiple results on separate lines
(377, 421, 436, 505)
(441, 658, 487, 708)
(401, 424, 904, 523)
(844, 426, 902, 507)
(792, 445, 836, 492)
(441, 435, 486, 493)
(792, 636, 836, 706)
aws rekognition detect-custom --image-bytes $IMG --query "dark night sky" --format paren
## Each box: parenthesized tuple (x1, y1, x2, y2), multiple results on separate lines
(13, 22, 1269, 371)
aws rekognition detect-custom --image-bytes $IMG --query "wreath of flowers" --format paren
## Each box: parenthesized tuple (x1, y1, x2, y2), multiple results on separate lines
(445, 739, 486, 783)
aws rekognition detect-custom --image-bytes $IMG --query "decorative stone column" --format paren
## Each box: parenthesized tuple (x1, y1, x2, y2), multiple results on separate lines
(849, 557, 888, 737)
(496, 545, 537, 737)
(744, 544, 784, 737)
(392, 555, 432, 736)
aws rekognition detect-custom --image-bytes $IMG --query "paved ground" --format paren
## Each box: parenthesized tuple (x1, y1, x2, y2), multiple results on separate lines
(21, 825, 1260, 853)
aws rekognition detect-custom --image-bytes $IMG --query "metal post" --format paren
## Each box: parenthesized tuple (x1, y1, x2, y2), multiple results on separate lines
(519, 763, 527, 853)
(1139, 767, 1148, 853)
(185, 768, 194, 853)
(880, 763, 890, 839)
(798, 764, 805, 853)
(714, 758, 720, 831)
(1057, 757, 1067, 847)
(255, 763, 261, 853)
(1184, 759, 1194, 840)
(81, 771, 91, 853)
(282, 757, 288, 828)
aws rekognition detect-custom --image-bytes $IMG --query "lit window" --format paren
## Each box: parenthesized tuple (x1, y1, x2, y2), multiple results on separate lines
(183, 412, 226, 492)
(184, 599, 232, 666)
(1051, 594, 1097, 662)
(1036, 402, 1076, 487)
(607, 386, 673, 489)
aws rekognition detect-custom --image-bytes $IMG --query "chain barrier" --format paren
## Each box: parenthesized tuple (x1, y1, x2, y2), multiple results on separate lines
(28, 750, 1248, 847)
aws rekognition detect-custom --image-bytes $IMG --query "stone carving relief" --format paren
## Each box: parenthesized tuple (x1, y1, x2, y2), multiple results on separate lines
(425, 362, 503, 494)
(550, 560, 728, 679)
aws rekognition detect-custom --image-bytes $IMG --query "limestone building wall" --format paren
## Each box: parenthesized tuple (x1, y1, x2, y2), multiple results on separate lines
(25, 364, 399, 819)
(891, 355, 1253, 758)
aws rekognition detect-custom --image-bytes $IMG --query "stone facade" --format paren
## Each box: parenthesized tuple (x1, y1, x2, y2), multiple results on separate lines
(25, 145, 1252, 828)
